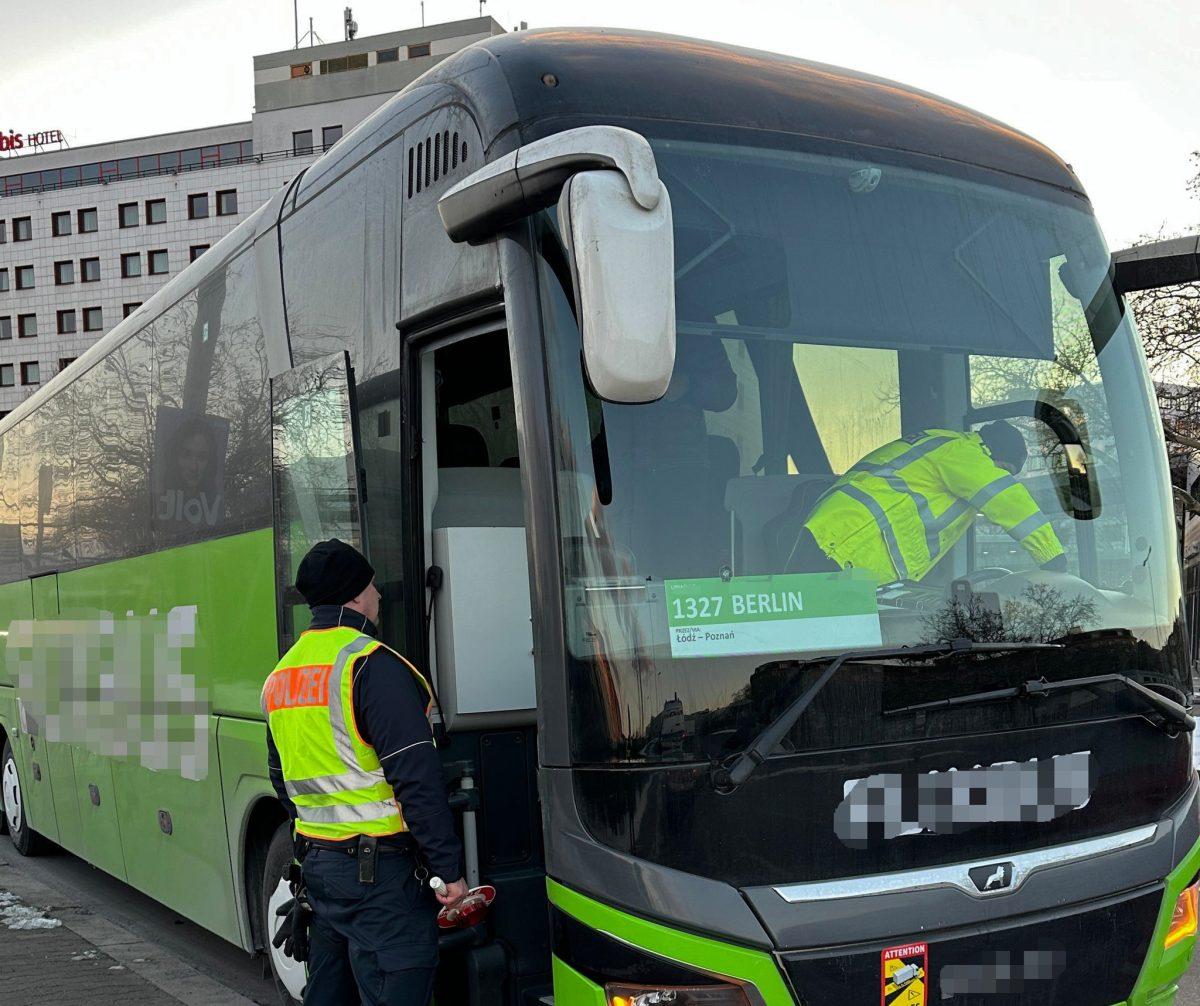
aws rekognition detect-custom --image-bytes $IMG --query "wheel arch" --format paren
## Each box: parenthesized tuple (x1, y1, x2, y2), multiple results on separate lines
(240, 795, 290, 953)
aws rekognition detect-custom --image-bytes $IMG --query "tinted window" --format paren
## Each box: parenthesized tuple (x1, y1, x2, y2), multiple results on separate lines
(188, 193, 208, 219)
(119, 202, 139, 228)
(0, 364, 12, 386)
(83, 306, 103, 331)
(81, 258, 100, 282)
(190, 245, 209, 262)
(149, 249, 169, 275)
(152, 247, 271, 547)
(121, 253, 141, 278)
(216, 190, 238, 216)
(52, 211, 71, 236)
(0, 430, 22, 580)
(282, 140, 401, 381)
(377, 47, 398, 62)
(57, 310, 76, 334)
(0, 270, 7, 292)
(15, 266, 33, 290)
(55, 261, 73, 285)
(146, 199, 166, 225)
(18, 315, 36, 338)
(78, 208, 98, 232)
(13, 217, 31, 241)
(0, 318, 9, 340)
(293, 131, 313, 156)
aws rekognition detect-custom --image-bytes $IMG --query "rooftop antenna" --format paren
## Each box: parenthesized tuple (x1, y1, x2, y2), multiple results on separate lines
(297, 16, 324, 47)
(293, 0, 299, 47)
(344, 6, 358, 40)
(420, 1, 425, 26)
(479, 0, 486, 17)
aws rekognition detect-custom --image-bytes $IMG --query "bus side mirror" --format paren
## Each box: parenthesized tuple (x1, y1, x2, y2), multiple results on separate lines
(557, 170, 676, 403)
(438, 125, 678, 402)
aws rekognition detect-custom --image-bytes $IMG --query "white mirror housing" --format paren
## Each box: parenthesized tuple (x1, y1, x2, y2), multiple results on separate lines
(557, 170, 676, 403)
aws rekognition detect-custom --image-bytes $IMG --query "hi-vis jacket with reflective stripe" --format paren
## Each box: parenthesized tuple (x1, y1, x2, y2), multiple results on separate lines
(261, 626, 434, 842)
(804, 429, 1065, 584)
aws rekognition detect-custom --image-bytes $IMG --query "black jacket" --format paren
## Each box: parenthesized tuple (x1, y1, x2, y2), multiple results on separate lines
(266, 606, 464, 881)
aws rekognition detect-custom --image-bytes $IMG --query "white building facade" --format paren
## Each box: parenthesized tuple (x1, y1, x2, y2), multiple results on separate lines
(0, 17, 503, 416)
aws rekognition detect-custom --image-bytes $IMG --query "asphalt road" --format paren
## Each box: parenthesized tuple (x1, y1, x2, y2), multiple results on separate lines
(2, 841, 1199, 1004)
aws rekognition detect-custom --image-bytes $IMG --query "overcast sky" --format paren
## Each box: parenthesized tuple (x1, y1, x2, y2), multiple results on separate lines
(2, 0, 1196, 249)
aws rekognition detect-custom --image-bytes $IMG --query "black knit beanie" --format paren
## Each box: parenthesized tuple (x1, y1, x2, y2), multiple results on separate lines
(295, 539, 375, 608)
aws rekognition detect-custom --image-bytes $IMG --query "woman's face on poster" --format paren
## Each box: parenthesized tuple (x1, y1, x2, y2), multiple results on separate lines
(177, 432, 210, 492)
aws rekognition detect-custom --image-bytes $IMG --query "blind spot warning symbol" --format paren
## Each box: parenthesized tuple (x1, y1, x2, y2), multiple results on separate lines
(882, 942, 927, 1005)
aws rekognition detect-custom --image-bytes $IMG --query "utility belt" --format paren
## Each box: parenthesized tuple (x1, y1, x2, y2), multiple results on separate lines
(301, 833, 419, 884)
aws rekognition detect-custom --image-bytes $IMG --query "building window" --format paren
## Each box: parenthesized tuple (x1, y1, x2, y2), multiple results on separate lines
(0, 220, 6, 243)
(18, 314, 37, 338)
(119, 202, 139, 228)
(59, 357, 77, 373)
(146, 198, 166, 225)
(189, 244, 210, 262)
(13, 217, 32, 241)
(148, 249, 169, 275)
(0, 269, 7, 292)
(0, 318, 10, 340)
(0, 366, 12, 388)
(121, 252, 142, 278)
(77, 208, 98, 233)
(291, 62, 312, 77)
(54, 260, 74, 285)
(188, 193, 209, 219)
(216, 189, 238, 216)
(123, 302, 142, 318)
(51, 211, 71, 237)
(57, 309, 76, 334)
(377, 47, 399, 63)
(20, 362, 39, 386)
(407, 42, 431, 58)
(15, 266, 33, 291)
(322, 125, 343, 150)
(293, 130, 313, 156)
(81, 257, 100, 282)
(83, 306, 103, 332)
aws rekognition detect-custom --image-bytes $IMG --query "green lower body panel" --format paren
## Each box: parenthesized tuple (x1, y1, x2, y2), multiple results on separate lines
(549, 828, 1200, 1006)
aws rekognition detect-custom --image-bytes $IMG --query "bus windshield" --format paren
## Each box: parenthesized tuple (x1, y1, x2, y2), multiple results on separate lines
(538, 134, 1187, 768)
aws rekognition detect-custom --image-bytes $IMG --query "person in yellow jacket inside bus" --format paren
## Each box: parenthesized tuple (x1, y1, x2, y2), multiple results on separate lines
(788, 420, 1067, 584)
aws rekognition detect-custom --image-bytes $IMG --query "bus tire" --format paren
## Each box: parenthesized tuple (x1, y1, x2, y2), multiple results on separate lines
(2, 740, 45, 856)
(262, 823, 305, 1004)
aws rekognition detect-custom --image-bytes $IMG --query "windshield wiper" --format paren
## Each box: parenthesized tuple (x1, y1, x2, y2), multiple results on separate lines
(711, 638, 1062, 793)
(886, 673, 1195, 735)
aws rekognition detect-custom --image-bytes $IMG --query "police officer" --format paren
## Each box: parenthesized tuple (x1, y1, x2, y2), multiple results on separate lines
(263, 539, 468, 1005)
(788, 421, 1068, 583)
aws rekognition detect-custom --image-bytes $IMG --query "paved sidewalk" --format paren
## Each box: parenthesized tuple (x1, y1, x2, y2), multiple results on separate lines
(0, 853, 255, 1006)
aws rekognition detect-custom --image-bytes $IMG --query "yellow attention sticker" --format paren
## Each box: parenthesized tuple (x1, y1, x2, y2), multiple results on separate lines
(881, 942, 928, 1006)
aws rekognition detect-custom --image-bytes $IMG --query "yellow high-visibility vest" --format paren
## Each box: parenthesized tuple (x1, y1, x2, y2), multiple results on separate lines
(261, 626, 433, 842)
(803, 429, 1065, 583)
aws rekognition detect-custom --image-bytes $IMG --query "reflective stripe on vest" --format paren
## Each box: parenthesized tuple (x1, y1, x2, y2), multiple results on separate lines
(263, 628, 432, 840)
(804, 429, 1063, 583)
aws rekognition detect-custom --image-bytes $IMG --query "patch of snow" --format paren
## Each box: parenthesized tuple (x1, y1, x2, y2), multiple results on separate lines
(0, 890, 62, 930)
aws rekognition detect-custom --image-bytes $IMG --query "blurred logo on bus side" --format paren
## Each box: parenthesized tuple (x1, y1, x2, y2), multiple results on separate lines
(8, 606, 209, 779)
(881, 942, 927, 1005)
(834, 751, 1094, 848)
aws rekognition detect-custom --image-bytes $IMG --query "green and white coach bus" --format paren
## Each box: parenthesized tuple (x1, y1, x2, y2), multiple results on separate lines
(2, 26, 1199, 1006)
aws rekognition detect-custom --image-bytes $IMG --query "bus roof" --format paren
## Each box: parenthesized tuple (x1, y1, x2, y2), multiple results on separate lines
(429, 27, 1084, 197)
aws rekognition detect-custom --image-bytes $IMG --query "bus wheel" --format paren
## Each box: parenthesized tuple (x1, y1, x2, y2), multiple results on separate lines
(263, 824, 305, 1004)
(2, 741, 45, 856)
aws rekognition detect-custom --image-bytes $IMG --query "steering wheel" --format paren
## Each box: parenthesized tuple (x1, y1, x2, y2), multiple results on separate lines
(960, 567, 1013, 587)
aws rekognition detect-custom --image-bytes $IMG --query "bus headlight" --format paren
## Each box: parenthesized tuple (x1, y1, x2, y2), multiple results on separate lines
(1165, 883, 1199, 949)
(606, 984, 753, 1005)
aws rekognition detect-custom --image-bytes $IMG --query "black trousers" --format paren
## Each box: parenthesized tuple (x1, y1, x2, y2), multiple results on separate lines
(302, 846, 438, 1006)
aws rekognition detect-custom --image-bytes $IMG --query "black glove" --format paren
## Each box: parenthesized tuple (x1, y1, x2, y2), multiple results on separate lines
(273, 891, 313, 963)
